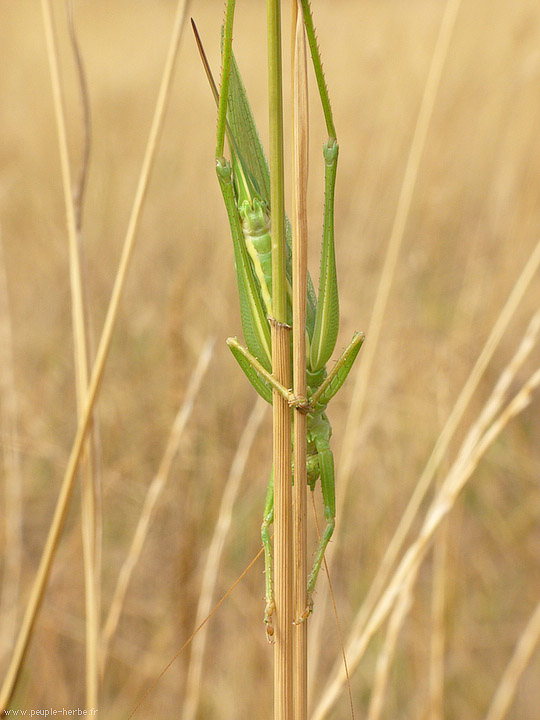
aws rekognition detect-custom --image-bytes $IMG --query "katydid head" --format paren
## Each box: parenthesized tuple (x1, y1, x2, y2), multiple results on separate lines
(231, 147, 263, 209)
(239, 198, 270, 239)
(323, 137, 339, 166)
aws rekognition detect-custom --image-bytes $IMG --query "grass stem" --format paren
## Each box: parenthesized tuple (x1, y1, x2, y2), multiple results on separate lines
(268, 3, 292, 716)
(41, 0, 99, 710)
(292, 4, 309, 719)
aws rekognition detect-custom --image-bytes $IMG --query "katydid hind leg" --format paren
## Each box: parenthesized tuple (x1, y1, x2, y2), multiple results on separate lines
(226, 337, 299, 407)
(306, 437, 336, 613)
(300, 0, 341, 372)
(299, 0, 336, 141)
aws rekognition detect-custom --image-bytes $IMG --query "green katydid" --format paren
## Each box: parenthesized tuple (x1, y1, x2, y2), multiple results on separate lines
(192, 1, 364, 640)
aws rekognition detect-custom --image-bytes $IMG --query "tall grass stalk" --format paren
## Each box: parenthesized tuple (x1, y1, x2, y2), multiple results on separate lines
(291, 4, 309, 719)
(65, 0, 102, 703)
(267, 1, 293, 717)
(40, 0, 99, 709)
(429, 423, 450, 720)
(0, 0, 190, 711)
(65, 0, 102, 708)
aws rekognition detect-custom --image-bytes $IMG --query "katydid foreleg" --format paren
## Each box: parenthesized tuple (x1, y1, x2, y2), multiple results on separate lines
(226, 336, 307, 409)
(310, 331, 365, 409)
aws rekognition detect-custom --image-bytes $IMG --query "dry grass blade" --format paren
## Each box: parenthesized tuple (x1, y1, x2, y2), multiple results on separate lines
(366, 576, 414, 720)
(428, 374, 451, 720)
(40, 0, 98, 708)
(484, 597, 540, 720)
(0, 1, 190, 711)
(473, 367, 540, 472)
(39, 0, 85, 377)
(0, 232, 23, 666)
(65, 0, 91, 232)
(182, 398, 266, 720)
(429, 485, 449, 720)
(65, 0, 101, 707)
(312, 310, 540, 720)
(101, 337, 214, 671)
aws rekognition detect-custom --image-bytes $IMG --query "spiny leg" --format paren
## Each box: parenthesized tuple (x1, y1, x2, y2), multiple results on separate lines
(306, 436, 336, 615)
(310, 331, 364, 409)
(300, 0, 336, 143)
(261, 469, 275, 642)
(298, 0, 341, 372)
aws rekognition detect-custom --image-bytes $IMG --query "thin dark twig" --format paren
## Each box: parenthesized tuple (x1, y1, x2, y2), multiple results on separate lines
(311, 494, 355, 720)
(127, 546, 265, 719)
(66, 0, 91, 231)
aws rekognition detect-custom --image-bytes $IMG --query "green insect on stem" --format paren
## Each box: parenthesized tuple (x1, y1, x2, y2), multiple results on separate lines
(193, 1, 364, 640)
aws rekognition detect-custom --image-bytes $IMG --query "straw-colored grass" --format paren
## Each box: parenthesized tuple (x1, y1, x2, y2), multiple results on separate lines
(1, 1, 540, 718)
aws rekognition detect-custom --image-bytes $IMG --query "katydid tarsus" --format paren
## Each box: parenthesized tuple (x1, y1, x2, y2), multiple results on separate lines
(193, 1, 364, 641)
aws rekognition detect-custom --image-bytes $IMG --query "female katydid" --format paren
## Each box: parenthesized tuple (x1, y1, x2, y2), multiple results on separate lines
(193, 0, 364, 640)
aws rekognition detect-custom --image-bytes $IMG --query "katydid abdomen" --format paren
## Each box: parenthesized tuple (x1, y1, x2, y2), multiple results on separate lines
(239, 197, 273, 315)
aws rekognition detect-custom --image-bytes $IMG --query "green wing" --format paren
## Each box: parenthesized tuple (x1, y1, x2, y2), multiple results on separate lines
(226, 47, 318, 338)
(227, 52, 270, 204)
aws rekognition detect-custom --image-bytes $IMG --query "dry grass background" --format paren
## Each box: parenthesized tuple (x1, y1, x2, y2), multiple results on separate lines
(1, 0, 540, 718)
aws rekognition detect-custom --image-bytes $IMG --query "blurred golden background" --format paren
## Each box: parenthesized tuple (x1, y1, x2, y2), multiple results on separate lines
(1, 0, 540, 717)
